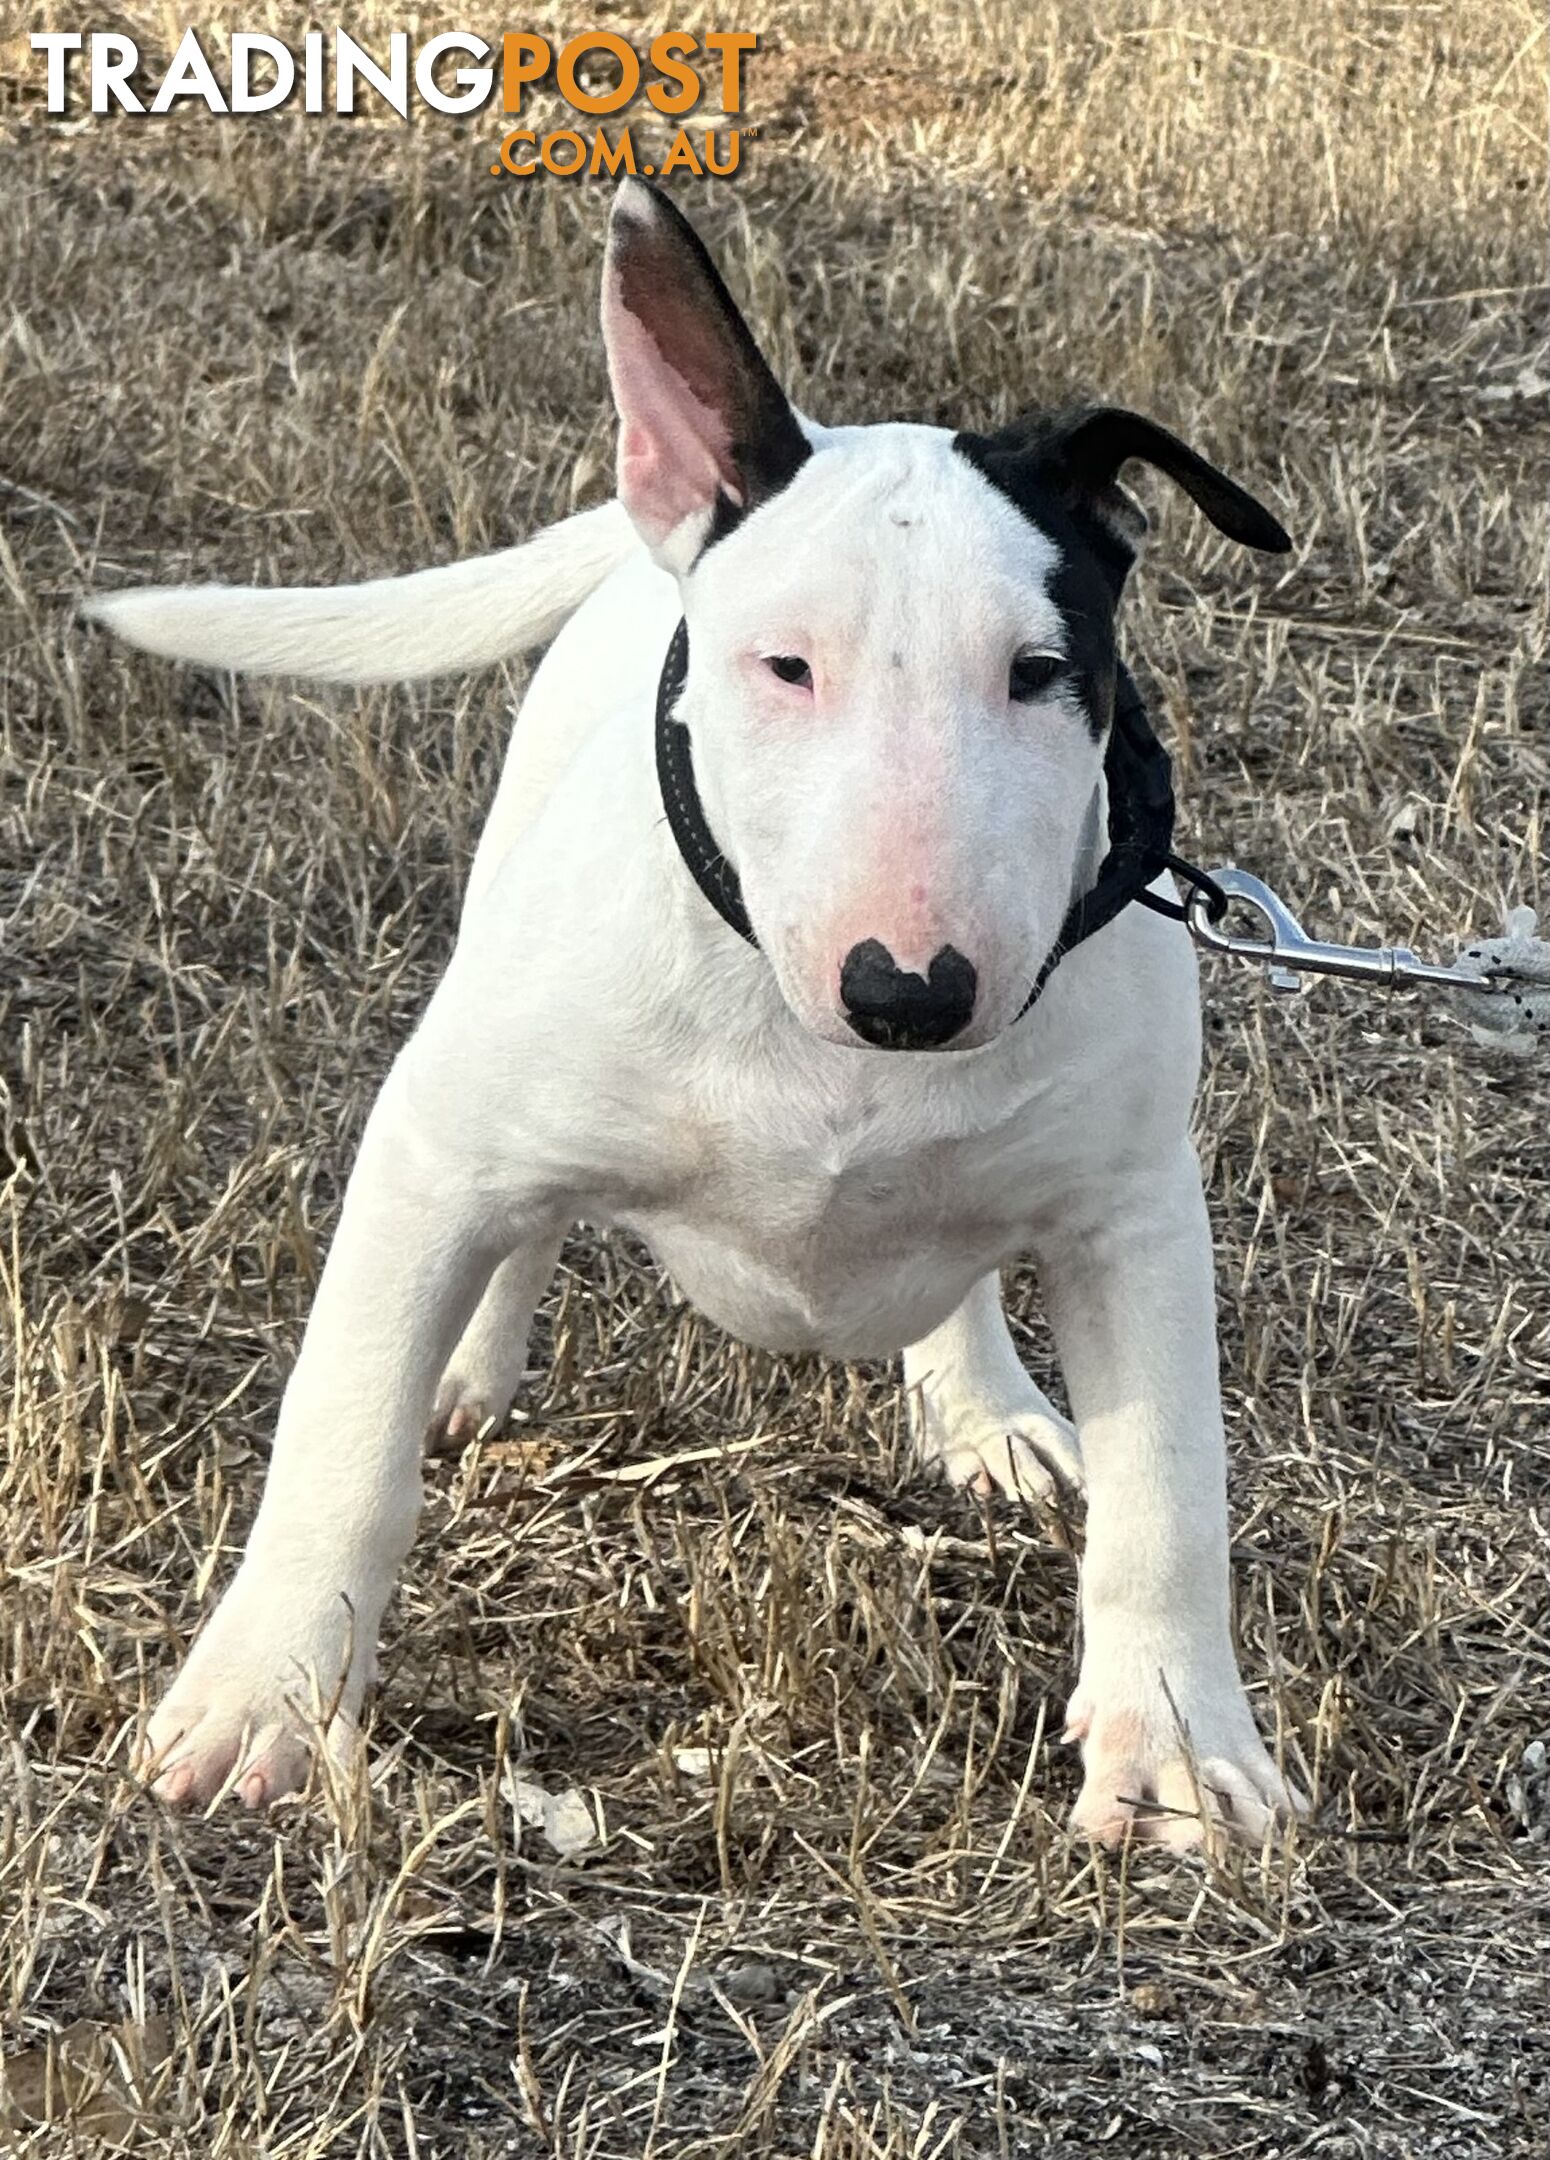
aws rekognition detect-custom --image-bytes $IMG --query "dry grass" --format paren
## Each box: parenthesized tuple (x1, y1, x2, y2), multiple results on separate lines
(2, 1, 1548, 2152)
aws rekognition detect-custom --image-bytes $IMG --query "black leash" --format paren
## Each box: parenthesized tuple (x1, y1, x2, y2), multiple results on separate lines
(654, 618, 1226, 1020)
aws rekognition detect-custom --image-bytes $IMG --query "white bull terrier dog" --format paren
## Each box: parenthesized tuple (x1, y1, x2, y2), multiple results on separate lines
(90, 180, 1306, 1850)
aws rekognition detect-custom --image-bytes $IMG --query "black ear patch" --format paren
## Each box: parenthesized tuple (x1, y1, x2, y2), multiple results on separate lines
(956, 423, 1141, 601)
(953, 429, 1122, 738)
(1048, 406, 1292, 554)
(609, 181, 810, 532)
(956, 403, 1290, 606)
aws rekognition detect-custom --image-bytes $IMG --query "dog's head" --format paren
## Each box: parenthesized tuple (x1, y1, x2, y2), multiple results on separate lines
(604, 180, 1290, 1052)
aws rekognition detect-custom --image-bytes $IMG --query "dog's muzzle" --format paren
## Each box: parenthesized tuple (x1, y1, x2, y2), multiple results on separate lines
(839, 940, 977, 1050)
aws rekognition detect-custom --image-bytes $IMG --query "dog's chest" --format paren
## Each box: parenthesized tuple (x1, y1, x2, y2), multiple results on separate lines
(614, 1054, 1049, 1358)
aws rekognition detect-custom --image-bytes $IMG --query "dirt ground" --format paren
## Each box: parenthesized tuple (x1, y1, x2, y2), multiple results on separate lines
(1, 2, 1547, 2153)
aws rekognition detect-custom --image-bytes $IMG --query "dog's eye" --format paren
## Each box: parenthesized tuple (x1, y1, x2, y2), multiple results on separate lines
(1009, 652, 1066, 703)
(765, 654, 813, 689)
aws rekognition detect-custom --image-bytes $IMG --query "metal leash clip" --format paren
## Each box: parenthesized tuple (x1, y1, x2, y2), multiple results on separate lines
(1183, 867, 1517, 999)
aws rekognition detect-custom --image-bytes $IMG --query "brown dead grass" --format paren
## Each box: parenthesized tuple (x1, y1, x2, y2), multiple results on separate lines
(1, 1, 1548, 2153)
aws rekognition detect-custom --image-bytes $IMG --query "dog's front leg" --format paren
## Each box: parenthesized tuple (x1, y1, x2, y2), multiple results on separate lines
(1035, 1139, 1302, 1851)
(138, 1067, 556, 1808)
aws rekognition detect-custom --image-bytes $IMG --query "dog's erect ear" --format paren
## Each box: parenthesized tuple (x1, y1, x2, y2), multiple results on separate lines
(602, 179, 810, 570)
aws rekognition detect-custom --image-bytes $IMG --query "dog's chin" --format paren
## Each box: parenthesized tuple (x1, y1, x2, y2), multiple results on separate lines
(780, 999, 1015, 1058)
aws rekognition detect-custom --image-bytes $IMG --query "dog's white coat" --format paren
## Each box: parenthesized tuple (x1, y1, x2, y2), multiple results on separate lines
(99, 185, 1300, 1848)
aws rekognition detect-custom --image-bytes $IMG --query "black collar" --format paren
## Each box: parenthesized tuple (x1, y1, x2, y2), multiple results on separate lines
(654, 619, 1177, 1020)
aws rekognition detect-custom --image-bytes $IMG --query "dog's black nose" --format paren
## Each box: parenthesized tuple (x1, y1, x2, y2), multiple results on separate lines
(839, 940, 977, 1049)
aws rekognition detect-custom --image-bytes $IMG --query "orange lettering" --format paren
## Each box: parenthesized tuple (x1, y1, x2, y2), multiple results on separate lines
(703, 32, 756, 114)
(556, 32, 639, 117)
(648, 32, 700, 116)
(501, 33, 549, 115)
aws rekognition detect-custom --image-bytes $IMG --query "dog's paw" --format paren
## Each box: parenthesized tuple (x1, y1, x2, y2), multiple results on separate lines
(1065, 1666, 1304, 1853)
(428, 1348, 530, 1453)
(135, 1572, 371, 1809)
(918, 1402, 1084, 1504)
(426, 1382, 496, 1455)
